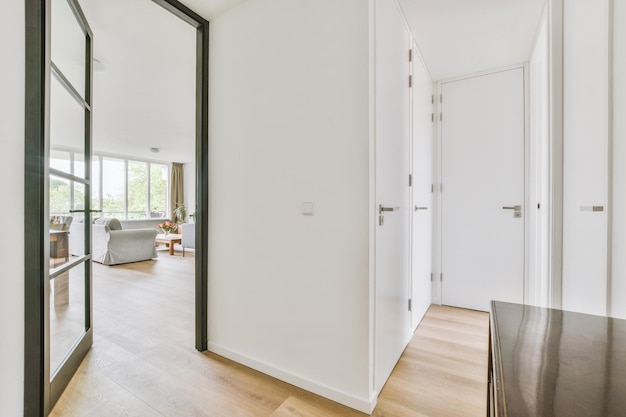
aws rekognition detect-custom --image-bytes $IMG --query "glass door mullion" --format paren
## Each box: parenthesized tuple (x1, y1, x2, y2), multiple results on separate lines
(50, 256, 90, 280)
(50, 168, 89, 186)
(51, 62, 91, 111)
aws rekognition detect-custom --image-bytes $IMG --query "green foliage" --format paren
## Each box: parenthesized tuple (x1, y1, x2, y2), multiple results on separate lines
(128, 162, 148, 218)
(49, 178, 70, 214)
(173, 204, 187, 224)
(150, 164, 167, 215)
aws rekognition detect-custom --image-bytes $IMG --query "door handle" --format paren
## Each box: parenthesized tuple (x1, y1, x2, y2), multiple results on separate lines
(580, 206, 604, 212)
(379, 205, 400, 214)
(502, 205, 522, 218)
(414, 206, 428, 211)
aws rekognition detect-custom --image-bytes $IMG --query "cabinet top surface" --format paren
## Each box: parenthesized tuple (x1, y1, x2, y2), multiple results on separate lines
(490, 301, 626, 417)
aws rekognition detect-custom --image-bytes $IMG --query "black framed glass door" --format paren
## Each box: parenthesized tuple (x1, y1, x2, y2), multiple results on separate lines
(47, 0, 94, 409)
(26, 0, 208, 414)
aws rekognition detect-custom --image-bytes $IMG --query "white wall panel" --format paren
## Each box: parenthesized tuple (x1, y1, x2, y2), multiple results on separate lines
(528, 9, 550, 307)
(0, 0, 25, 414)
(562, 0, 610, 316)
(209, 0, 371, 411)
(611, 0, 626, 319)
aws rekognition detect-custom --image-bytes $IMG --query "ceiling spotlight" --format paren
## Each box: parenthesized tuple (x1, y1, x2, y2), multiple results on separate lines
(150, 147, 160, 153)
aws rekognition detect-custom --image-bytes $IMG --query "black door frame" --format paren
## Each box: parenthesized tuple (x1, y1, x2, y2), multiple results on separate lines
(24, 0, 209, 415)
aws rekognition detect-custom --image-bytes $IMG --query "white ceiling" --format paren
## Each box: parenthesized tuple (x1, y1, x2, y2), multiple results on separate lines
(185, 0, 547, 81)
(397, 0, 547, 80)
(57, 0, 546, 162)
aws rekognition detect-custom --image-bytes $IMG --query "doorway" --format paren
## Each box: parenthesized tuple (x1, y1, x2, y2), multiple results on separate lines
(440, 67, 526, 311)
(24, 0, 208, 415)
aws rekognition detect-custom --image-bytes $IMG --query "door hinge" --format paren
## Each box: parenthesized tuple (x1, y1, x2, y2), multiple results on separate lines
(409, 75, 413, 88)
(537, 203, 541, 210)
(431, 184, 434, 193)
(440, 273, 443, 281)
(440, 94, 443, 103)
(409, 174, 412, 187)
(431, 113, 434, 123)
(409, 49, 413, 62)
(430, 272, 433, 282)
(408, 299, 412, 311)
(431, 95, 434, 104)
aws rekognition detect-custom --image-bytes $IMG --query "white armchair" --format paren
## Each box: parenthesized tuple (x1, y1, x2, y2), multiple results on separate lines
(180, 223, 195, 257)
(70, 218, 158, 265)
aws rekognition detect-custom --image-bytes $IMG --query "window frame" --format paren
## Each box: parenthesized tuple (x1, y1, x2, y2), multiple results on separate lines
(51, 147, 172, 220)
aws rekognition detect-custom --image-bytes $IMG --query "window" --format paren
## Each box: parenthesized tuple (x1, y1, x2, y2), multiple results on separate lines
(102, 157, 125, 218)
(150, 163, 168, 218)
(50, 148, 170, 220)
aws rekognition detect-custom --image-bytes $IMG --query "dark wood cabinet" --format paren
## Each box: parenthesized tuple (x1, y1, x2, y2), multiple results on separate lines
(488, 301, 626, 417)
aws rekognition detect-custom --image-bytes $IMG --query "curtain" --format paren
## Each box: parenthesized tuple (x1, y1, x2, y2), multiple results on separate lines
(170, 163, 184, 222)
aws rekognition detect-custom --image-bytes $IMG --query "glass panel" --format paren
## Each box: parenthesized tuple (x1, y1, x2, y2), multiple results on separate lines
(73, 181, 86, 223)
(128, 162, 148, 219)
(91, 157, 101, 212)
(50, 180, 82, 271)
(50, 150, 71, 173)
(51, 0, 85, 98)
(50, 78, 85, 176)
(49, 261, 86, 376)
(102, 158, 125, 219)
(49, 175, 71, 217)
(150, 164, 168, 218)
(73, 152, 85, 182)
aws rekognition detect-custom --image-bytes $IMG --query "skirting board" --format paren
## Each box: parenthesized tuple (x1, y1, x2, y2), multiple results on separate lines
(207, 342, 377, 414)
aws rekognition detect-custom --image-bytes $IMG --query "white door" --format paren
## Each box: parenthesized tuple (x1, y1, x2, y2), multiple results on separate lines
(374, 0, 411, 393)
(410, 49, 433, 327)
(441, 68, 525, 312)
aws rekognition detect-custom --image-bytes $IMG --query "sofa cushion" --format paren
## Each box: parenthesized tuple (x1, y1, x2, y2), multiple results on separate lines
(94, 217, 122, 230)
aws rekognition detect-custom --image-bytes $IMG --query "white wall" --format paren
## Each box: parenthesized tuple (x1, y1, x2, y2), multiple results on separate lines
(611, 0, 626, 319)
(208, 0, 371, 411)
(0, 0, 25, 415)
(561, 0, 610, 316)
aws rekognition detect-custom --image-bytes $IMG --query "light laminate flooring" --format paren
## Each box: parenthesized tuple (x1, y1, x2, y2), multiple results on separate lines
(50, 247, 489, 417)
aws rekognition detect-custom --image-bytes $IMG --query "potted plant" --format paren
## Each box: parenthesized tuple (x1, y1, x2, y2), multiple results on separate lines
(173, 204, 187, 224)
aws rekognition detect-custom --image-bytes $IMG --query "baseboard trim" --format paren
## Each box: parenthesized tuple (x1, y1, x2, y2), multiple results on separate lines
(207, 342, 377, 414)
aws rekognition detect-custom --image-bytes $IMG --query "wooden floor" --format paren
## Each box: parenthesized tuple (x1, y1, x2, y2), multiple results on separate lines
(50, 247, 489, 417)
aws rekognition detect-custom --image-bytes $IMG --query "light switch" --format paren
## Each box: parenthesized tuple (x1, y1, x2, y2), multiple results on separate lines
(302, 202, 314, 216)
